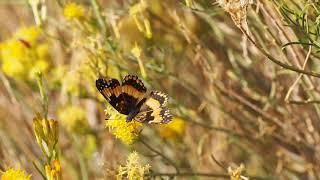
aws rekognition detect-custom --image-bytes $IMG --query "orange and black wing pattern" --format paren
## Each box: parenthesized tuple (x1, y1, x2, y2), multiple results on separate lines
(121, 74, 147, 104)
(96, 75, 147, 115)
(134, 91, 172, 124)
(96, 78, 127, 114)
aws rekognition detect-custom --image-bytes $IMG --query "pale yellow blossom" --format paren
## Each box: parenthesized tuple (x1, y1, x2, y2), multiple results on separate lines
(116, 152, 150, 180)
(58, 105, 88, 133)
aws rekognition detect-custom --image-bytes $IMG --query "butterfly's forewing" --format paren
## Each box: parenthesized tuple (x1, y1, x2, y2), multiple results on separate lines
(135, 91, 172, 124)
(122, 74, 147, 103)
(96, 78, 121, 101)
(96, 78, 130, 114)
(96, 75, 147, 115)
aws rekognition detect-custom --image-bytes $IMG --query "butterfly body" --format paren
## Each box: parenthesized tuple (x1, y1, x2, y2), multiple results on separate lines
(96, 75, 172, 124)
(126, 107, 141, 122)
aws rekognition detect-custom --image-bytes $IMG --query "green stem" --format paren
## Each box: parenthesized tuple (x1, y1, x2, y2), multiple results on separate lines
(32, 161, 47, 180)
(73, 135, 89, 180)
(90, 0, 107, 36)
(36, 72, 48, 119)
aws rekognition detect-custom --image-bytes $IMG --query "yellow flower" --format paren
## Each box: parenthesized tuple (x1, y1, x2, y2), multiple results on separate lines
(0, 39, 26, 61)
(1, 57, 25, 78)
(58, 105, 88, 133)
(105, 106, 142, 145)
(131, 43, 142, 58)
(36, 43, 49, 58)
(0, 26, 50, 80)
(0, 39, 29, 78)
(14, 26, 42, 45)
(116, 152, 150, 180)
(45, 160, 61, 180)
(29, 59, 50, 80)
(63, 3, 85, 20)
(1, 168, 31, 180)
(228, 164, 247, 180)
(158, 117, 185, 139)
(33, 115, 59, 157)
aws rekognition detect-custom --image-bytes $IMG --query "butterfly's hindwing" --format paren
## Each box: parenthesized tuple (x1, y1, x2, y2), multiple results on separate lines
(134, 106, 172, 124)
(158, 107, 172, 124)
(134, 105, 152, 123)
(134, 91, 172, 124)
(149, 91, 168, 106)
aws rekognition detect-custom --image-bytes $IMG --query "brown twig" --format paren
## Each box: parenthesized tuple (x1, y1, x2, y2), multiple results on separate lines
(239, 27, 320, 78)
(146, 172, 271, 180)
(288, 100, 320, 105)
(213, 82, 283, 128)
(284, 16, 315, 104)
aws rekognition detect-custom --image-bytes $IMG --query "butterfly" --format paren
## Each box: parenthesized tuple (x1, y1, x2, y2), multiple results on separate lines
(96, 75, 172, 124)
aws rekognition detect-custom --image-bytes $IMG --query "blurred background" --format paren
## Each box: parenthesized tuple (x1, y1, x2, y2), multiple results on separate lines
(0, 0, 320, 179)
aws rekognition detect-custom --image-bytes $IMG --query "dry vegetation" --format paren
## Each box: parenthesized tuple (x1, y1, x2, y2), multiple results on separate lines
(0, 0, 320, 179)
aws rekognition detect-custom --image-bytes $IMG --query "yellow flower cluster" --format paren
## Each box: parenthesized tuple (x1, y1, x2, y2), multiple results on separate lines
(131, 43, 142, 58)
(63, 3, 85, 20)
(33, 115, 61, 180)
(33, 115, 59, 158)
(15, 26, 41, 44)
(105, 106, 142, 145)
(228, 164, 247, 180)
(0, 26, 49, 80)
(58, 105, 88, 133)
(1, 168, 31, 180)
(158, 117, 185, 139)
(116, 152, 150, 180)
(45, 160, 61, 180)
